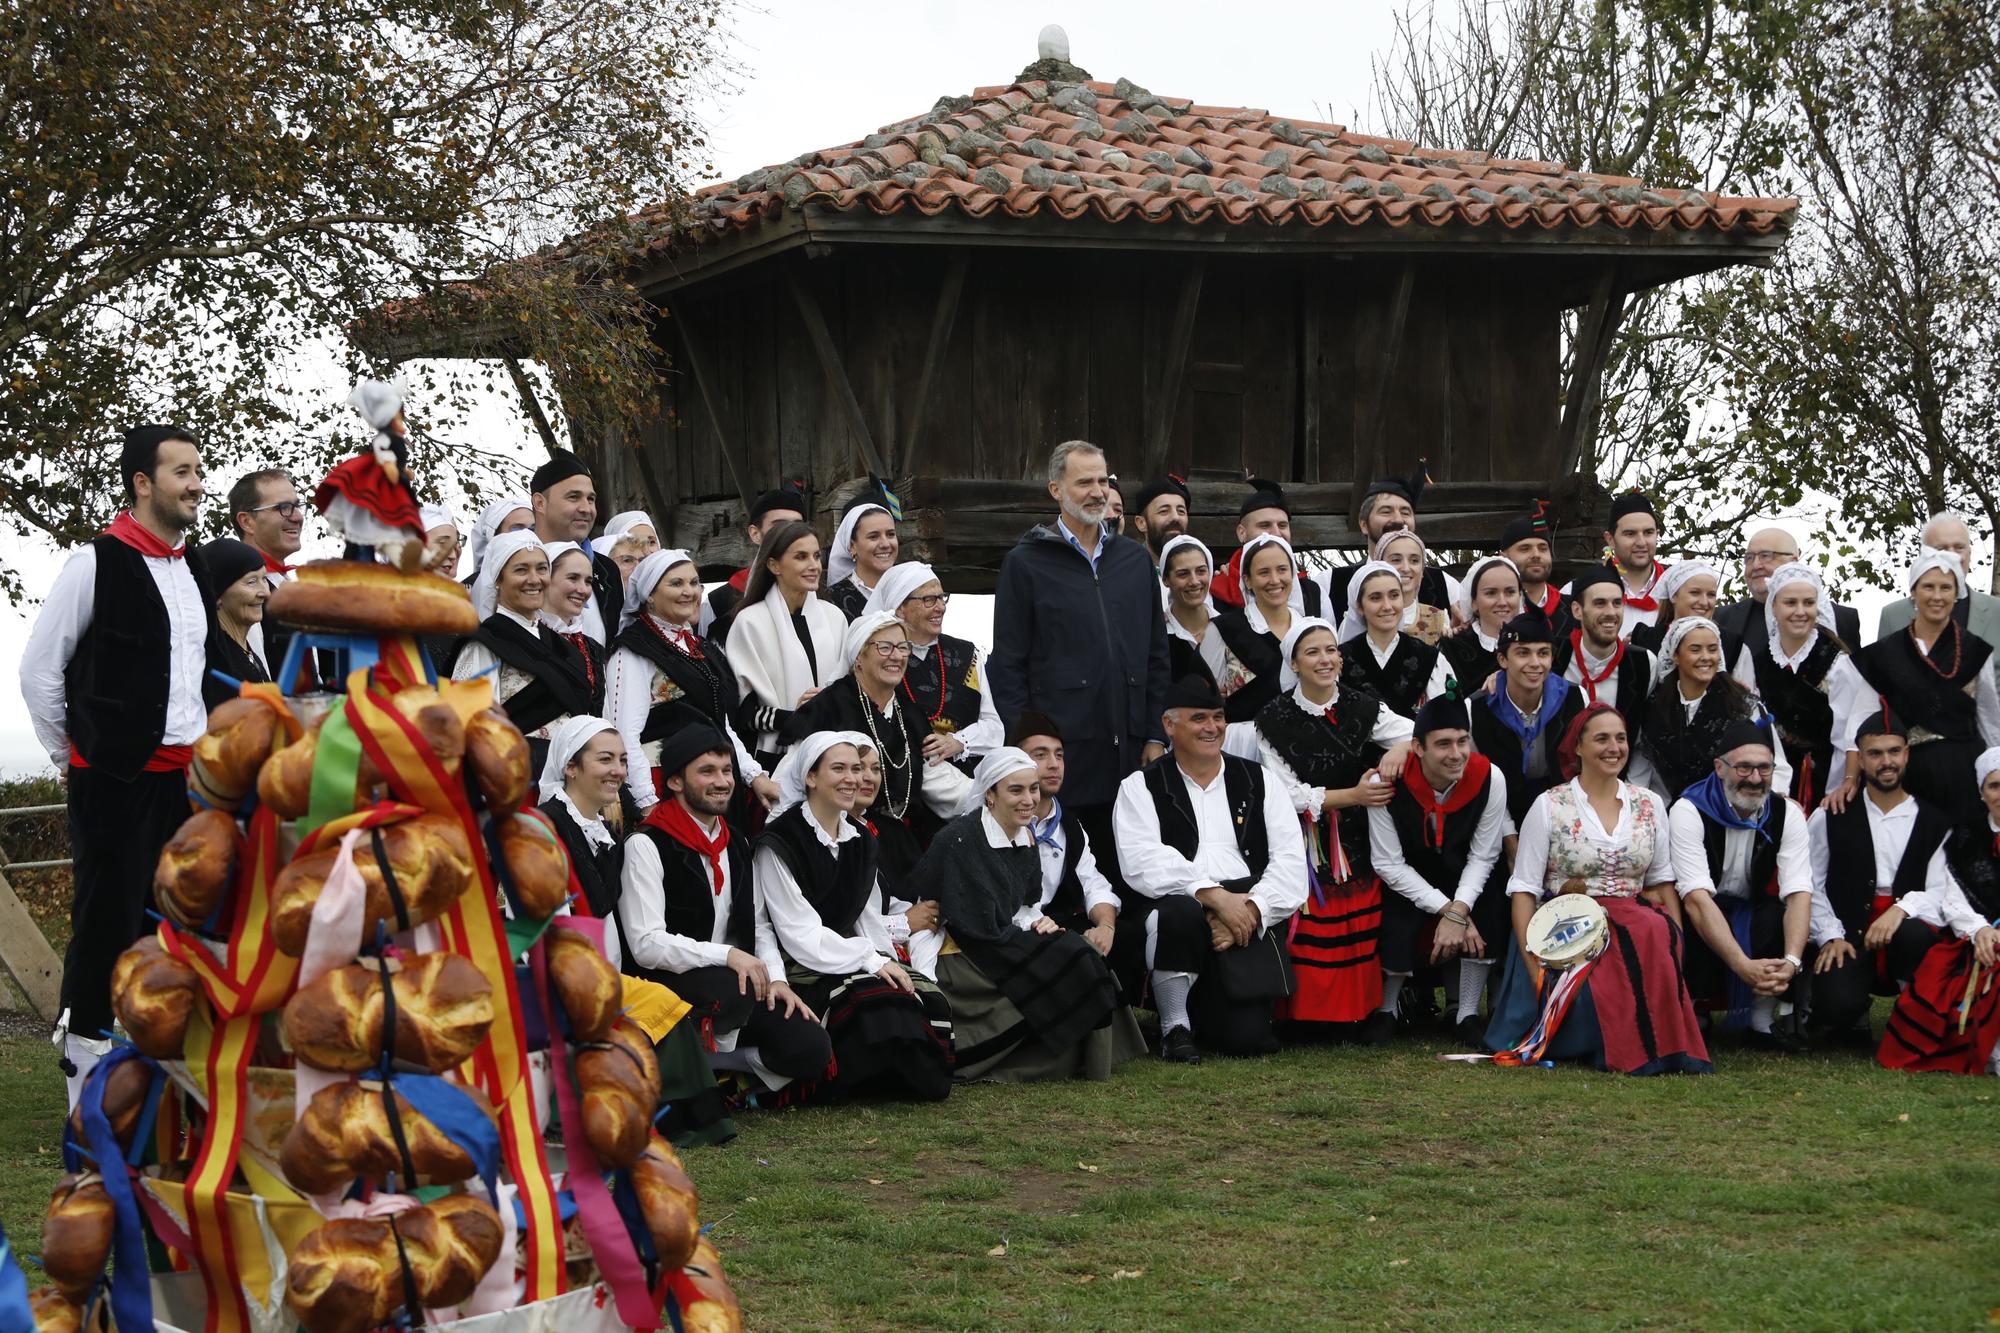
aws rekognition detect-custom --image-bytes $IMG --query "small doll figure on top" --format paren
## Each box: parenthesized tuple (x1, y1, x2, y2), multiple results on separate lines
(312, 379, 432, 571)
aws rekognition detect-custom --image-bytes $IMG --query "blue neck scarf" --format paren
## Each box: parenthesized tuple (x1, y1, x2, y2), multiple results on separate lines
(1489, 673, 1573, 755)
(1033, 798, 1065, 852)
(1681, 771, 1774, 843)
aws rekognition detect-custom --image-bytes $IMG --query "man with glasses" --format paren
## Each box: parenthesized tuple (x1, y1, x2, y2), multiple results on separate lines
(1669, 721, 1816, 1050)
(226, 468, 315, 686)
(1714, 526, 1862, 646)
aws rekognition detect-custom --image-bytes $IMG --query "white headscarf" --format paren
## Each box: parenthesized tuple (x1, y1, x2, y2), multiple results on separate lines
(959, 746, 1038, 816)
(1339, 561, 1402, 642)
(828, 503, 891, 587)
(473, 530, 548, 621)
(1659, 559, 1720, 608)
(1278, 616, 1340, 692)
(1975, 746, 2000, 792)
(538, 541, 595, 633)
(600, 510, 654, 544)
(1652, 614, 1723, 689)
(537, 714, 622, 804)
(1236, 534, 1299, 621)
(862, 562, 939, 621)
(470, 495, 533, 570)
(841, 611, 905, 674)
(1907, 545, 1968, 599)
(420, 502, 456, 534)
(1157, 534, 1216, 612)
(1455, 554, 1521, 625)
(347, 379, 405, 469)
(773, 730, 872, 816)
(1762, 562, 1836, 637)
(619, 548, 696, 634)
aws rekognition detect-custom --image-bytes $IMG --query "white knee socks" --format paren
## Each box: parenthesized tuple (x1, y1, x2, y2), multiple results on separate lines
(1152, 971, 1193, 1033)
(1457, 959, 1492, 1022)
(1379, 972, 1406, 1015)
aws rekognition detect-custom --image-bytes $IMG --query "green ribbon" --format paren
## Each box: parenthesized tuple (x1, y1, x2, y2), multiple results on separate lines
(301, 707, 364, 838)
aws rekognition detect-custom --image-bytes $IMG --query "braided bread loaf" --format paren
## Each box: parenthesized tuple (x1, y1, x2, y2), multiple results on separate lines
(189, 696, 281, 809)
(574, 1018, 659, 1168)
(283, 952, 494, 1073)
(41, 1175, 113, 1303)
(68, 1054, 154, 1151)
(258, 689, 467, 820)
(29, 1288, 82, 1333)
(109, 936, 201, 1059)
(632, 1136, 700, 1270)
(547, 925, 620, 1042)
(284, 1193, 503, 1333)
(681, 1236, 745, 1333)
(271, 814, 473, 956)
(465, 708, 531, 811)
(496, 813, 570, 919)
(153, 807, 238, 928)
(279, 1080, 496, 1195)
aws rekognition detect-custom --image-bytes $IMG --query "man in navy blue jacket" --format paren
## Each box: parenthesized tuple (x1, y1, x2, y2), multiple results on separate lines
(992, 441, 1171, 875)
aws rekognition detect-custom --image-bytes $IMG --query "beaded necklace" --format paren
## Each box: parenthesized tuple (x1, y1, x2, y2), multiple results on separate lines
(1910, 619, 1964, 680)
(858, 680, 914, 820)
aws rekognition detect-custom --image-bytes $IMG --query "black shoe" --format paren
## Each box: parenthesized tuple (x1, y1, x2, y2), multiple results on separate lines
(1159, 1026, 1201, 1065)
(1452, 1015, 1488, 1049)
(1357, 1010, 1398, 1046)
(1746, 1026, 1811, 1055)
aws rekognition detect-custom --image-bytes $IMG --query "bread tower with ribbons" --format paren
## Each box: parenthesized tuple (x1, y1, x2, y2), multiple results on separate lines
(49, 433, 739, 1333)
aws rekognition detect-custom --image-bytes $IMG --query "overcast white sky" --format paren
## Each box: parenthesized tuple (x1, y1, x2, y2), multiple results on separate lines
(0, 3, 1937, 777)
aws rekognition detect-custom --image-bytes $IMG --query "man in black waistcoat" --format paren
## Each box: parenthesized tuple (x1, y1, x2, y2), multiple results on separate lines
(1804, 710, 1991, 1041)
(1668, 721, 1815, 1051)
(530, 450, 623, 642)
(1316, 465, 1461, 627)
(619, 727, 832, 1096)
(1008, 711, 1133, 990)
(1557, 568, 1655, 733)
(1111, 677, 1307, 1062)
(20, 426, 211, 1106)
(1469, 611, 1586, 833)
(1368, 697, 1510, 1045)
(1499, 501, 1573, 641)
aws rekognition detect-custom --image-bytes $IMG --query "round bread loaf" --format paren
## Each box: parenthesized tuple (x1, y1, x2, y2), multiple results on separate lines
(465, 709, 531, 810)
(497, 812, 571, 919)
(155, 807, 239, 927)
(283, 953, 494, 1073)
(41, 1175, 113, 1303)
(632, 1137, 701, 1270)
(110, 936, 202, 1059)
(547, 925, 621, 1042)
(68, 1052, 155, 1150)
(271, 813, 474, 956)
(29, 1287, 83, 1333)
(574, 1018, 659, 1168)
(269, 560, 479, 636)
(681, 1236, 744, 1333)
(190, 697, 281, 807)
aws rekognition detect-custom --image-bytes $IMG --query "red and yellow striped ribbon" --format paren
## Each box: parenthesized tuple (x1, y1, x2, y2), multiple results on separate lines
(341, 660, 565, 1302)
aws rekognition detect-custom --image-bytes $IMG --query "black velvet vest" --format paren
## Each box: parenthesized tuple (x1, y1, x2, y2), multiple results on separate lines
(632, 822, 755, 954)
(1141, 754, 1270, 890)
(65, 536, 211, 779)
(1339, 632, 1440, 718)
(1820, 797, 1954, 940)
(1697, 796, 1789, 899)
(1253, 689, 1383, 876)
(472, 614, 593, 733)
(900, 635, 984, 741)
(1644, 680, 1760, 802)
(757, 805, 880, 942)
(616, 618, 741, 743)
(1855, 628, 1993, 743)
(1384, 766, 1497, 893)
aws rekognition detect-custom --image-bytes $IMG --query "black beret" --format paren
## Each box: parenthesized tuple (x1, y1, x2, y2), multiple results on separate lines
(1497, 607, 1555, 649)
(656, 722, 732, 782)
(1853, 704, 1906, 742)
(1237, 480, 1288, 520)
(190, 538, 265, 592)
(1132, 476, 1191, 514)
(1714, 717, 1775, 760)
(1005, 710, 1064, 748)
(1607, 490, 1658, 526)
(1362, 460, 1431, 512)
(1569, 565, 1626, 603)
(529, 451, 591, 495)
(1166, 674, 1225, 711)
(1499, 501, 1552, 549)
(1413, 696, 1471, 739)
(750, 485, 810, 525)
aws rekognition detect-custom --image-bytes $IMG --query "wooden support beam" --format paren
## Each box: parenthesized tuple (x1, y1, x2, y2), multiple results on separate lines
(503, 357, 564, 458)
(1555, 268, 1627, 476)
(1141, 259, 1207, 481)
(672, 310, 756, 518)
(900, 251, 970, 473)
(787, 268, 891, 481)
(1349, 261, 1417, 525)
(0, 858, 62, 1020)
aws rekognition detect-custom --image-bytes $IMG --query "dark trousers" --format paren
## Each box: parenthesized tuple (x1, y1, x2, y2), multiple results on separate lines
(1810, 918, 1939, 1033)
(670, 964, 833, 1081)
(1149, 893, 1281, 1056)
(1068, 801, 1124, 894)
(63, 766, 187, 1037)
(1683, 895, 1790, 1011)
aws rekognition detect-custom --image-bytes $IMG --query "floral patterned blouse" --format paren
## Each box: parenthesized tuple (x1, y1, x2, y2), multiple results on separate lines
(1506, 778, 1676, 900)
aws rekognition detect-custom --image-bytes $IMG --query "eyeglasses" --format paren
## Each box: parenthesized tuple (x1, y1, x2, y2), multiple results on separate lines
(868, 640, 916, 658)
(1727, 762, 1776, 777)
(1745, 549, 1798, 564)
(249, 500, 311, 519)
(905, 593, 950, 609)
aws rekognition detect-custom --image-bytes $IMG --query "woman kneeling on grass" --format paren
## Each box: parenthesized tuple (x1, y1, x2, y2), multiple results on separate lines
(916, 748, 1144, 1082)
(754, 730, 955, 1101)
(1485, 703, 1713, 1075)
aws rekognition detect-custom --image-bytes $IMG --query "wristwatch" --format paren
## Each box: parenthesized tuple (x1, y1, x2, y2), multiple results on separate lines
(1782, 954, 1803, 971)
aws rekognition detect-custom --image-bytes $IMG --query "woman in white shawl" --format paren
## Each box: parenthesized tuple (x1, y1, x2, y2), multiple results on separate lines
(722, 519, 848, 767)
(823, 500, 900, 621)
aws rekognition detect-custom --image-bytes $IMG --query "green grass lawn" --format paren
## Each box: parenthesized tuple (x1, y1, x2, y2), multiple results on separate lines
(4, 1029, 1995, 1330)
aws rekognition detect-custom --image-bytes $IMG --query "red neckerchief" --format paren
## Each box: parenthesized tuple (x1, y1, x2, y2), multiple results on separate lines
(1621, 560, 1667, 613)
(102, 511, 185, 559)
(260, 551, 292, 574)
(727, 566, 751, 592)
(1533, 583, 1562, 618)
(644, 615, 704, 661)
(558, 630, 598, 693)
(1568, 630, 1625, 704)
(1400, 753, 1492, 848)
(643, 799, 730, 894)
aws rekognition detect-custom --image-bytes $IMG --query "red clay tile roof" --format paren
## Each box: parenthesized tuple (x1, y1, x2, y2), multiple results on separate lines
(647, 76, 1796, 253)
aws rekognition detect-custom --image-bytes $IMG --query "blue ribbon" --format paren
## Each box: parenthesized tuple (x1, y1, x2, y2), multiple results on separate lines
(0, 1221, 34, 1333)
(392, 1074, 503, 1204)
(69, 1049, 155, 1333)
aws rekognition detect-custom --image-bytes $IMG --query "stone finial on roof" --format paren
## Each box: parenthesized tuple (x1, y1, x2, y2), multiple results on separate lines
(1018, 22, 1092, 83)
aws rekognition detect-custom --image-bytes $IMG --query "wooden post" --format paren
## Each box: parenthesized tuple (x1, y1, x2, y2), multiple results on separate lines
(503, 357, 564, 458)
(1555, 268, 1626, 476)
(787, 268, 892, 481)
(1299, 268, 1323, 484)
(1141, 259, 1207, 481)
(673, 310, 757, 518)
(901, 252, 970, 473)
(0, 858, 62, 1020)
(1349, 261, 1417, 525)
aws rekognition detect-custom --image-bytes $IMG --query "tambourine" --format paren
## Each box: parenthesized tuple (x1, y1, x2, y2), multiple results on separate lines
(1524, 893, 1609, 970)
